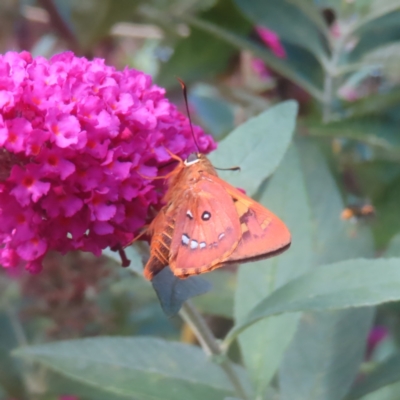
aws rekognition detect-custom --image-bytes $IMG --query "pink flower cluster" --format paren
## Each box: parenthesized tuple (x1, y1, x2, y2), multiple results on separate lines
(0, 51, 215, 273)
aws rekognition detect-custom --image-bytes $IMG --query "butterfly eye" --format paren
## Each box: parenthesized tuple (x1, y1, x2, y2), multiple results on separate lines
(187, 153, 198, 162)
(201, 211, 211, 221)
(184, 152, 200, 166)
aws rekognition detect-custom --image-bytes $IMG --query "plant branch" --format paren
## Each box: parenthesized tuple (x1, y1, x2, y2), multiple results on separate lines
(180, 300, 249, 400)
(323, 34, 347, 122)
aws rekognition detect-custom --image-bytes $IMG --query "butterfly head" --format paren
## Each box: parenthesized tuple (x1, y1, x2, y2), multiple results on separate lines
(184, 152, 201, 166)
(182, 152, 215, 175)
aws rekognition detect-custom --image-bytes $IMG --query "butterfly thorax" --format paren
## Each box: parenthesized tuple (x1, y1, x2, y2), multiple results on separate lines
(164, 153, 217, 203)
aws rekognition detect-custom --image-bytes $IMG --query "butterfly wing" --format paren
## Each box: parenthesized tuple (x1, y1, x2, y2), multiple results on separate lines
(208, 174, 291, 264)
(169, 177, 242, 278)
(142, 209, 174, 280)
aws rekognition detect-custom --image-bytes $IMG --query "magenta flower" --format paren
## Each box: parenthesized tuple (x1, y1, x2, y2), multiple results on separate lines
(0, 51, 215, 273)
(366, 325, 389, 359)
(256, 26, 286, 59)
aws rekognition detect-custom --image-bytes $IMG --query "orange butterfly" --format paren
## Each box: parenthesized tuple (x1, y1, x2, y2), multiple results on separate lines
(142, 150, 291, 280)
(341, 204, 375, 221)
(140, 80, 291, 280)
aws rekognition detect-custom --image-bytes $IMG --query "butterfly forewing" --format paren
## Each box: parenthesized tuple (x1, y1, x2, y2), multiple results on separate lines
(169, 178, 241, 277)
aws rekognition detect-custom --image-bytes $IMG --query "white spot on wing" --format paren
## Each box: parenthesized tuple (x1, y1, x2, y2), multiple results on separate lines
(199, 242, 206, 249)
(190, 240, 198, 249)
(218, 233, 225, 240)
(186, 210, 193, 219)
(182, 234, 190, 245)
(202, 211, 211, 221)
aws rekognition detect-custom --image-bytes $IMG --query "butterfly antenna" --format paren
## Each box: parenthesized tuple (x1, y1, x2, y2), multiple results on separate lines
(177, 77, 200, 153)
(215, 166, 241, 172)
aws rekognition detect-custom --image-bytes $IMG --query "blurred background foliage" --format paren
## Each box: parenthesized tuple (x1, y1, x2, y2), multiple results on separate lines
(2, 0, 400, 399)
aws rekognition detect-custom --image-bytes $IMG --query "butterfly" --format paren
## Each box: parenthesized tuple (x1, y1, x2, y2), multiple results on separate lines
(137, 79, 290, 280)
(341, 204, 375, 221)
(141, 150, 291, 280)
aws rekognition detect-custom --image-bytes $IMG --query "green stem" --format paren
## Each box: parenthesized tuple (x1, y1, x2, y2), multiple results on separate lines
(180, 301, 249, 400)
(323, 69, 334, 123)
(323, 34, 347, 122)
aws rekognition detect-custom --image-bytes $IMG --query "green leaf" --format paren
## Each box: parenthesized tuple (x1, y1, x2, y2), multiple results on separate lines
(361, 43, 400, 83)
(278, 140, 375, 400)
(227, 139, 374, 398)
(385, 234, 400, 257)
(192, 270, 235, 318)
(358, 381, 400, 400)
(352, 161, 400, 202)
(47, 368, 128, 400)
(234, 144, 313, 396)
(189, 87, 235, 141)
(52, 0, 76, 37)
(209, 101, 298, 196)
(341, 89, 400, 119)
(0, 313, 26, 399)
(293, 140, 374, 267)
(157, 0, 252, 88)
(227, 258, 400, 338)
(289, 0, 331, 36)
(373, 176, 400, 248)
(281, 309, 374, 400)
(234, 0, 330, 61)
(350, 9, 400, 61)
(53, 0, 136, 51)
(14, 337, 248, 400)
(282, 41, 324, 90)
(306, 117, 400, 152)
(103, 241, 212, 317)
(151, 267, 212, 317)
(347, 353, 400, 400)
(182, 15, 325, 101)
(102, 244, 144, 275)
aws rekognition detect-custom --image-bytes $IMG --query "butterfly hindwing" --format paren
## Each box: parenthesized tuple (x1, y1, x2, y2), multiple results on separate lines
(169, 177, 241, 277)
(207, 174, 291, 263)
(143, 209, 173, 280)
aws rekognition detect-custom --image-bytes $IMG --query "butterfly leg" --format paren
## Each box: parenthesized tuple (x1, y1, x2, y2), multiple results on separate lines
(138, 150, 184, 180)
